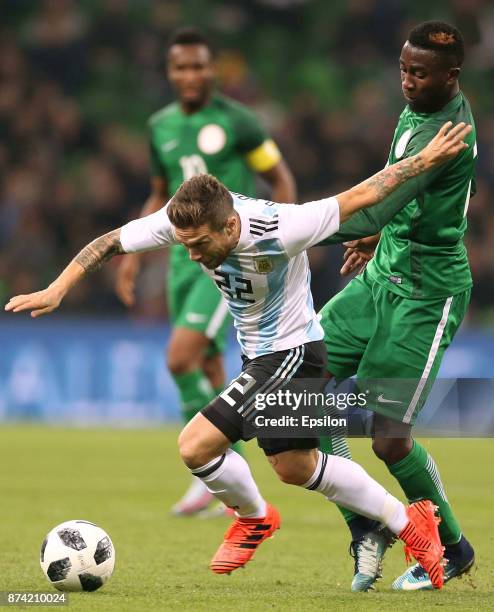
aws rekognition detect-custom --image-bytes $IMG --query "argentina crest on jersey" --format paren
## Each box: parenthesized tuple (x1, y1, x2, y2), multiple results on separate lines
(253, 256, 273, 274)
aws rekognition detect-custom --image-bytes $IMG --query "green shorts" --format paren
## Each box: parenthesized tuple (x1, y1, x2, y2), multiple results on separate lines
(167, 268, 231, 356)
(319, 269, 470, 424)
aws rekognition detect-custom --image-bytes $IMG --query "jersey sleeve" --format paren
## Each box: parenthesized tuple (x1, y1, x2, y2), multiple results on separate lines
(229, 103, 282, 172)
(230, 104, 268, 153)
(404, 124, 438, 156)
(277, 197, 340, 257)
(245, 139, 282, 172)
(148, 121, 167, 179)
(149, 141, 167, 178)
(120, 205, 177, 253)
(405, 121, 477, 200)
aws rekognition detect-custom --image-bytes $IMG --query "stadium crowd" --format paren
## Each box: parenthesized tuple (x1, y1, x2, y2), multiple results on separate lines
(1, 0, 493, 320)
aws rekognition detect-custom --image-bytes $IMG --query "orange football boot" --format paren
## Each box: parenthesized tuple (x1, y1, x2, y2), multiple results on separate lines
(398, 500, 445, 589)
(210, 503, 281, 574)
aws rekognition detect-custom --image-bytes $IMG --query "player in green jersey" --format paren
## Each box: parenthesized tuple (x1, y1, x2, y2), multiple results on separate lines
(318, 22, 476, 591)
(115, 28, 296, 516)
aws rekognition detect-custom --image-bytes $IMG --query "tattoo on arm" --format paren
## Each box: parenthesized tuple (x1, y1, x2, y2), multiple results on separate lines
(74, 229, 124, 273)
(364, 154, 426, 201)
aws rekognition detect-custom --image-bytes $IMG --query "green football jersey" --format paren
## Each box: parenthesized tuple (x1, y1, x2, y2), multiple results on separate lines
(148, 93, 278, 274)
(366, 91, 477, 299)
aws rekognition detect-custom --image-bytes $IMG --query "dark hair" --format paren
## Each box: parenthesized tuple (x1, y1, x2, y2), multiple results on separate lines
(168, 174, 233, 231)
(408, 21, 464, 67)
(167, 27, 213, 54)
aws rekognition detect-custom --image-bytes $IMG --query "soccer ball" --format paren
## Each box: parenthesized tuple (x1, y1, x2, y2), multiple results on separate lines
(40, 520, 115, 592)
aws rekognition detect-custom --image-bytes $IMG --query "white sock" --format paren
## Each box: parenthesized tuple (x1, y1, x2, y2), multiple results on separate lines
(303, 451, 408, 534)
(191, 449, 267, 518)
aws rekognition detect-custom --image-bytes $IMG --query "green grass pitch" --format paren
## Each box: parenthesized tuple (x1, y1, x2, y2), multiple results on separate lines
(1, 426, 493, 611)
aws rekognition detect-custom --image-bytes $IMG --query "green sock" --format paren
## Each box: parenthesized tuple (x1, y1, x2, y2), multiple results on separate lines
(213, 385, 245, 458)
(319, 435, 358, 524)
(174, 370, 216, 423)
(387, 440, 461, 545)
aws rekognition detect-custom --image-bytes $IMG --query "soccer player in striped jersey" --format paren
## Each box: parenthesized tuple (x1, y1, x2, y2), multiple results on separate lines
(5, 121, 471, 587)
(115, 27, 296, 516)
(318, 22, 476, 591)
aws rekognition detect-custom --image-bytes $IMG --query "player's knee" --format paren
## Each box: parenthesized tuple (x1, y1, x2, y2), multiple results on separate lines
(372, 437, 411, 464)
(272, 465, 303, 485)
(167, 332, 205, 376)
(178, 418, 222, 469)
(267, 453, 312, 486)
(178, 427, 203, 468)
(167, 348, 192, 376)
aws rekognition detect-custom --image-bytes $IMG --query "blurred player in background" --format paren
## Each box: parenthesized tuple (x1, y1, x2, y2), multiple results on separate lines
(115, 27, 296, 516)
(319, 21, 476, 591)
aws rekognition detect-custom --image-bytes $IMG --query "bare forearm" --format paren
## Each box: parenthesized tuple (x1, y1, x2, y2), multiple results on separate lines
(51, 229, 124, 298)
(74, 229, 124, 273)
(316, 177, 421, 245)
(44, 259, 84, 301)
(5, 228, 123, 317)
(337, 154, 426, 223)
(357, 155, 426, 204)
(336, 120, 471, 223)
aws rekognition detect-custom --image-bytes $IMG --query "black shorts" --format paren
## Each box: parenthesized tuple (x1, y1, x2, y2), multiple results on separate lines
(201, 340, 327, 456)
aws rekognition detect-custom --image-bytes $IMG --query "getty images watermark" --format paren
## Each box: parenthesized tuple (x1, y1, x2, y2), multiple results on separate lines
(241, 378, 494, 438)
(254, 389, 368, 412)
(241, 387, 371, 438)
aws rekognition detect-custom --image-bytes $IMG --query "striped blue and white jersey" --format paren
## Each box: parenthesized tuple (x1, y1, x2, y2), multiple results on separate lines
(120, 192, 340, 358)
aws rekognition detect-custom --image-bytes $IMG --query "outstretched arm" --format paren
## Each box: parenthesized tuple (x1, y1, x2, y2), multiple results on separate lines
(317, 177, 421, 245)
(6, 204, 176, 317)
(5, 229, 125, 317)
(335, 121, 471, 224)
